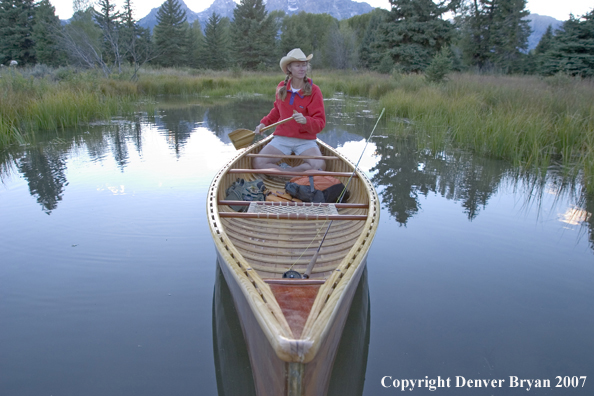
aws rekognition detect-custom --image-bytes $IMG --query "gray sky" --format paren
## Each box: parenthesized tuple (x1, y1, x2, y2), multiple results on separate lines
(50, 0, 593, 24)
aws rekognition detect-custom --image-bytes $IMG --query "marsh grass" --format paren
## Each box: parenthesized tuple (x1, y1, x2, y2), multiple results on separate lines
(2, 66, 593, 192)
(0, 67, 139, 146)
(379, 73, 594, 192)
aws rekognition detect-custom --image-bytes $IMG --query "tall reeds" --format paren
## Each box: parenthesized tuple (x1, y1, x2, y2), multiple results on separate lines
(379, 73, 594, 192)
(0, 67, 138, 146)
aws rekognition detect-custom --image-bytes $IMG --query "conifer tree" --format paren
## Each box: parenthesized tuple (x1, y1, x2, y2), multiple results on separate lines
(203, 12, 230, 70)
(231, 0, 276, 69)
(0, 0, 36, 65)
(33, 0, 67, 66)
(153, 0, 190, 67)
(120, 0, 155, 79)
(188, 20, 205, 69)
(279, 16, 311, 56)
(375, 0, 459, 73)
(539, 11, 594, 77)
(357, 9, 387, 69)
(459, 0, 530, 72)
(278, 12, 337, 68)
(534, 25, 554, 55)
(94, 0, 122, 71)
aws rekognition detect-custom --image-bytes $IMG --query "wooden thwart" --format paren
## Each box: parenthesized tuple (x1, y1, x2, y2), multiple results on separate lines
(264, 279, 326, 285)
(218, 200, 368, 209)
(246, 154, 339, 160)
(227, 169, 358, 178)
(218, 212, 368, 220)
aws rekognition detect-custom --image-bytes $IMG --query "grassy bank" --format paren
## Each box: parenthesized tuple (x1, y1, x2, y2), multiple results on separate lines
(2, 66, 593, 192)
(378, 73, 594, 192)
(0, 67, 138, 146)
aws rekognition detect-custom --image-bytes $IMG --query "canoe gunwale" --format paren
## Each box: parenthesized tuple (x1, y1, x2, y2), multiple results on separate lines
(207, 135, 380, 364)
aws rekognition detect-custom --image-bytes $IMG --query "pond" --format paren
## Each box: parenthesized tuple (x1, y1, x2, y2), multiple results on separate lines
(1, 96, 593, 396)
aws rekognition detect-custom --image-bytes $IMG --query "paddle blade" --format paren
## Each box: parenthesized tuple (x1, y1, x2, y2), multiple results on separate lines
(229, 128, 255, 149)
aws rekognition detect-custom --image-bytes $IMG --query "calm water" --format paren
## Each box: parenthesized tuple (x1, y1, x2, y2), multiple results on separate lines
(1, 97, 593, 396)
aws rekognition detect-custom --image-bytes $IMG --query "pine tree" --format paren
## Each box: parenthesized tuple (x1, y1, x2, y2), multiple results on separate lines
(376, 0, 459, 73)
(278, 12, 337, 69)
(489, 0, 530, 73)
(279, 16, 311, 57)
(33, 0, 67, 66)
(119, 0, 155, 79)
(459, 0, 530, 72)
(0, 0, 36, 65)
(94, 0, 122, 71)
(231, 0, 276, 69)
(534, 25, 554, 55)
(203, 12, 230, 70)
(188, 20, 204, 69)
(357, 9, 387, 69)
(153, 0, 190, 67)
(425, 46, 453, 82)
(539, 11, 594, 77)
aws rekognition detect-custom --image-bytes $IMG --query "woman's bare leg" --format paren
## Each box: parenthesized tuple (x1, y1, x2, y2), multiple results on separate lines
(290, 147, 326, 171)
(252, 143, 287, 170)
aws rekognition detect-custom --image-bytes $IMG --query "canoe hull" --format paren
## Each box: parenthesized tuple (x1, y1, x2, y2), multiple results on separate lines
(208, 136, 379, 396)
(215, 248, 368, 396)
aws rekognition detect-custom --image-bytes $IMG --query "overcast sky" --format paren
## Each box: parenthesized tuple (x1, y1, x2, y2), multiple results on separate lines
(50, 0, 593, 23)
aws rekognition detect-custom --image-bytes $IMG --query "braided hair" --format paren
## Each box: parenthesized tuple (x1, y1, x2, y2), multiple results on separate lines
(277, 65, 312, 101)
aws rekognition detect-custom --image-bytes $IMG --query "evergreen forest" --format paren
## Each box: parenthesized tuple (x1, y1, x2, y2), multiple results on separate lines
(1, 0, 593, 77)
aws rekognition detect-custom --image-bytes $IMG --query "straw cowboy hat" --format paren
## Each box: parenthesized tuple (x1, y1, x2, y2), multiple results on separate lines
(280, 48, 313, 74)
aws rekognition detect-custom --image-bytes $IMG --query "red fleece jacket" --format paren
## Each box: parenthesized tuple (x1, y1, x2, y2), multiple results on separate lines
(260, 79, 326, 140)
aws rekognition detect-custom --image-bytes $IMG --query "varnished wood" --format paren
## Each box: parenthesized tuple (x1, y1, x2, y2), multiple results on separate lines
(246, 154, 339, 160)
(218, 200, 369, 209)
(227, 169, 358, 178)
(268, 283, 321, 339)
(264, 279, 326, 285)
(218, 212, 368, 221)
(207, 136, 380, 396)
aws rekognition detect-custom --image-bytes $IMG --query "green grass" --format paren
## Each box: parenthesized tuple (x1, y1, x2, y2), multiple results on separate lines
(0, 67, 139, 146)
(2, 66, 593, 193)
(378, 73, 594, 192)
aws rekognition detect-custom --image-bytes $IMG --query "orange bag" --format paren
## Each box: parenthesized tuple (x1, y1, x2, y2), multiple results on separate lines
(286, 176, 349, 203)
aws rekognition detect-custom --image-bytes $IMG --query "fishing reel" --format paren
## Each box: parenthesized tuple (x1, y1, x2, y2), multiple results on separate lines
(282, 270, 304, 279)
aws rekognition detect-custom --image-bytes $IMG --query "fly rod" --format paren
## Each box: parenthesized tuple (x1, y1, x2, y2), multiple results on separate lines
(282, 108, 385, 279)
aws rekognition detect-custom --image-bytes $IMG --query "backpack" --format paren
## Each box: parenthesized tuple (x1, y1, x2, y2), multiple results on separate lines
(224, 178, 266, 212)
(285, 175, 350, 203)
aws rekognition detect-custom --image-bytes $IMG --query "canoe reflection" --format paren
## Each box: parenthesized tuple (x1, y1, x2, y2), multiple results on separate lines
(212, 262, 371, 396)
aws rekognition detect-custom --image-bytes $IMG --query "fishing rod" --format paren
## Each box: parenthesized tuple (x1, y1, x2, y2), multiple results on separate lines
(283, 108, 385, 279)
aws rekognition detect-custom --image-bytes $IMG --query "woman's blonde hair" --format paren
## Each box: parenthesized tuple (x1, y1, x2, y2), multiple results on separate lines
(277, 64, 312, 101)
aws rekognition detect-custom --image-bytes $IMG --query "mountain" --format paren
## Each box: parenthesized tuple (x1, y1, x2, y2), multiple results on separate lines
(525, 13, 563, 50)
(139, 0, 373, 31)
(137, 2, 562, 52)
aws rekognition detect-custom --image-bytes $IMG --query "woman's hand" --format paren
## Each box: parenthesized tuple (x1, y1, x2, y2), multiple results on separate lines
(293, 111, 307, 125)
(254, 123, 266, 135)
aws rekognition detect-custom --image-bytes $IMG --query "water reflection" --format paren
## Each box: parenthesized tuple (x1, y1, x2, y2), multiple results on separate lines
(15, 146, 68, 214)
(0, 97, 592, 250)
(371, 136, 511, 224)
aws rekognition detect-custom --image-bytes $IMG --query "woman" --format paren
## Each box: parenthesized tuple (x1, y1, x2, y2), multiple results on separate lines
(253, 48, 326, 172)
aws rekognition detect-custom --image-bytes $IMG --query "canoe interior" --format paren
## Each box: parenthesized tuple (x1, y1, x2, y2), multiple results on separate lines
(217, 141, 369, 280)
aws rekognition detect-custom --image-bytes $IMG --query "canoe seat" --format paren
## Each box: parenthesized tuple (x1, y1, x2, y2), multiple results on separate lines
(247, 201, 338, 216)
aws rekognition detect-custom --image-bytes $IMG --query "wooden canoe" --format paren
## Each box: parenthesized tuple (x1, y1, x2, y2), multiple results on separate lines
(206, 136, 379, 396)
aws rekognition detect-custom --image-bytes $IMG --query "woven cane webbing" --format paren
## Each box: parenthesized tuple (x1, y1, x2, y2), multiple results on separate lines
(247, 202, 339, 216)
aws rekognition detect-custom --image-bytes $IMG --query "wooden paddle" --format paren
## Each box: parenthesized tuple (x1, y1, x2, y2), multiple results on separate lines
(228, 114, 296, 150)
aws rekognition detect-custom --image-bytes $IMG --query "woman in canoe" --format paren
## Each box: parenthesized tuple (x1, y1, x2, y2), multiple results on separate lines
(253, 48, 326, 172)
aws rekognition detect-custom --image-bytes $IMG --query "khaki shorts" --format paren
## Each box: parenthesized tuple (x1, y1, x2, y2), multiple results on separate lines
(267, 136, 319, 155)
